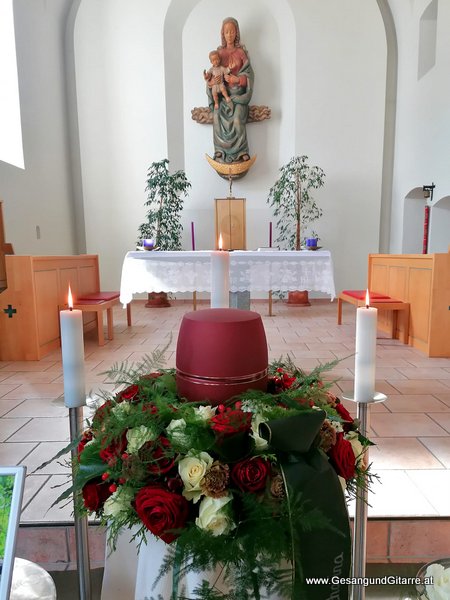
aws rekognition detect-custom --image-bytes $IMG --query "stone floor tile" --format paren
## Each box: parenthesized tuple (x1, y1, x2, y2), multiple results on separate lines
(387, 379, 450, 394)
(428, 412, 450, 434)
(370, 413, 448, 437)
(406, 470, 450, 515)
(2, 382, 65, 400)
(21, 474, 72, 522)
(0, 398, 26, 417)
(384, 395, 450, 413)
(0, 441, 37, 465)
(0, 417, 30, 441)
(369, 437, 445, 469)
(419, 437, 450, 468)
(5, 397, 69, 418)
(7, 417, 70, 442)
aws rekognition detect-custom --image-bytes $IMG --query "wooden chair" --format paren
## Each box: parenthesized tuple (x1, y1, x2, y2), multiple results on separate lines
(74, 292, 131, 346)
(337, 289, 410, 344)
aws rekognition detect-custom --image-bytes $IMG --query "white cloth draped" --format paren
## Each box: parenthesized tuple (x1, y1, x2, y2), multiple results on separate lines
(119, 250, 336, 305)
(101, 529, 285, 600)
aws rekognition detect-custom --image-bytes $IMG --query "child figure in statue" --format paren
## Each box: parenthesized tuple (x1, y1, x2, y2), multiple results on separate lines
(204, 50, 231, 110)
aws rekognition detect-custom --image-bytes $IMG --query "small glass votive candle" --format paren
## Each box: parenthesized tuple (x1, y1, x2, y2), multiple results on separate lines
(143, 239, 155, 250)
(305, 238, 318, 249)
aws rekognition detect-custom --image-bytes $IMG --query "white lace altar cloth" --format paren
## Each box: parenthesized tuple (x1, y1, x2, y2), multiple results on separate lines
(100, 528, 285, 600)
(119, 250, 336, 305)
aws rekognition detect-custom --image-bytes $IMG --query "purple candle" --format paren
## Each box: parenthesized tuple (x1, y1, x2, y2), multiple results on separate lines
(143, 239, 154, 250)
(269, 222, 273, 248)
(191, 221, 196, 251)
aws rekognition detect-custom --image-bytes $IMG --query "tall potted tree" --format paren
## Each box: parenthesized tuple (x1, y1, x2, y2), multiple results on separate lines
(267, 155, 325, 306)
(138, 159, 191, 307)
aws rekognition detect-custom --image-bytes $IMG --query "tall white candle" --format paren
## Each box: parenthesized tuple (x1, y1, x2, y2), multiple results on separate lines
(210, 234, 230, 308)
(60, 286, 86, 408)
(354, 290, 378, 402)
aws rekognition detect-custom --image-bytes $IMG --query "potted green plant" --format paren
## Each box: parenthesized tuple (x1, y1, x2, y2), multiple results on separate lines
(267, 155, 325, 306)
(138, 159, 191, 307)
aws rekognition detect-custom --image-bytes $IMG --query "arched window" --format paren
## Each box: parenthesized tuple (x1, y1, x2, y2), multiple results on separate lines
(0, 0, 24, 169)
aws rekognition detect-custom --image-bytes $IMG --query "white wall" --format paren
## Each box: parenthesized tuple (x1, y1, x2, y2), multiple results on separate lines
(388, 0, 450, 254)
(74, 0, 171, 288)
(75, 0, 386, 291)
(0, 0, 76, 255)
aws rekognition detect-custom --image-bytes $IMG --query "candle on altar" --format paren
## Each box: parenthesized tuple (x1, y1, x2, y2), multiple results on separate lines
(354, 289, 377, 403)
(210, 233, 229, 308)
(143, 239, 154, 250)
(191, 222, 196, 251)
(60, 286, 86, 408)
(269, 222, 273, 248)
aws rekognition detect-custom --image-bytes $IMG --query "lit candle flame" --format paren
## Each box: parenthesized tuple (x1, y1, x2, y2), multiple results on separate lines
(68, 285, 74, 311)
(218, 233, 223, 251)
(365, 289, 370, 308)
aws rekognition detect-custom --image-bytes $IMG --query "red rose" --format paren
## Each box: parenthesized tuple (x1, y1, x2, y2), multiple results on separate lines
(141, 436, 175, 475)
(118, 384, 140, 402)
(231, 457, 271, 493)
(335, 402, 354, 431)
(99, 432, 128, 465)
(92, 400, 113, 429)
(328, 433, 355, 480)
(135, 486, 189, 543)
(82, 478, 113, 512)
(77, 430, 93, 458)
(211, 408, 252, 436)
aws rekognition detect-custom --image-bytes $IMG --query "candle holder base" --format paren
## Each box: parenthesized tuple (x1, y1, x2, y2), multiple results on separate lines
(343, 391, 387, 405)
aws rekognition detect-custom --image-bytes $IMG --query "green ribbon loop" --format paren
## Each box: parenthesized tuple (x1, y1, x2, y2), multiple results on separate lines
(261, 411, 351, 600)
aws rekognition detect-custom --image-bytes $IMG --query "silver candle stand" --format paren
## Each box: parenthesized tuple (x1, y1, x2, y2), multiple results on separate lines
(343, 391, 387, 600)
(69, 406, 92, 600)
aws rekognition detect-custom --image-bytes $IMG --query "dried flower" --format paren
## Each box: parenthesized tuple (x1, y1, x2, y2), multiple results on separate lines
(319, 420, 337, 452)
(270, 474, 285, 499)
(201, 461, 230, 498)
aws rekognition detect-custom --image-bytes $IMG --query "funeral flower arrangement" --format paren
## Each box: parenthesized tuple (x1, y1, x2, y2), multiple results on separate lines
(50, 354, 374, 599)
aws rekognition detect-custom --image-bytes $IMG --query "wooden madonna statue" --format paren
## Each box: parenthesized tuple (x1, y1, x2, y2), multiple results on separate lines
(192, 17, 270, 179)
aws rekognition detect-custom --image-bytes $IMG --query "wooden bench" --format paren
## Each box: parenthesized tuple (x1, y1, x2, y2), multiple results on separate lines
(337, 290, 410, 344)
(73, 292, 131, 346)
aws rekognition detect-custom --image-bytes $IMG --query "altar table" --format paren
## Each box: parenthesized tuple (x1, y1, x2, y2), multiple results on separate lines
(119, 250, 336, 305)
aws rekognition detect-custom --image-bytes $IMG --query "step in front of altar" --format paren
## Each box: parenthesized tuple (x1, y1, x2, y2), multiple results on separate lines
(15, 519, 450, 572)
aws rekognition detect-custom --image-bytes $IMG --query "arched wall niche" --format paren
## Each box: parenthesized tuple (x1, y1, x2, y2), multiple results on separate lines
(169, 0, 295, 252)
(429, 195, 450, 253)
(71, 1, 388, 290)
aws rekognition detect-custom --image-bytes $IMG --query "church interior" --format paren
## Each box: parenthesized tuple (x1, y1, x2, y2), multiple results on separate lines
(1, 1, 449, 598)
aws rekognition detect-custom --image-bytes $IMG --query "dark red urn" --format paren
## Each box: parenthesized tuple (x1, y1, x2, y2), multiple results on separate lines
(176, 308, 268, 405)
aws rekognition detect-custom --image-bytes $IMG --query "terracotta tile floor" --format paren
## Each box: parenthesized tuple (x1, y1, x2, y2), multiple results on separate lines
(1, 298, 449, 524)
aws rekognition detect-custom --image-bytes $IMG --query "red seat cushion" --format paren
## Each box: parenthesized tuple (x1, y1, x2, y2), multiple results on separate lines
(77, 292, 120, 301)
(342, 290, 391, 300)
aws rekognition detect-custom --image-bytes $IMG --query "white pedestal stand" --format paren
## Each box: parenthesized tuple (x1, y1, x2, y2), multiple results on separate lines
(343, 392, 387, 600)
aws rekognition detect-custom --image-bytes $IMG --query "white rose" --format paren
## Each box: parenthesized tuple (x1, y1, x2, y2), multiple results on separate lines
(179, 452, 214, 503)
(346, 431, 364, 464)
(103, 486, 134, 518)
(193, 405, 216, 421)
(112, 402, 131, 417)
(250, 414, 268, 451)
(425, 563, 450, 600)
(126, 425, 157, 454)
(195, 494, 235, 536)
(166, 418, 190, 447)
